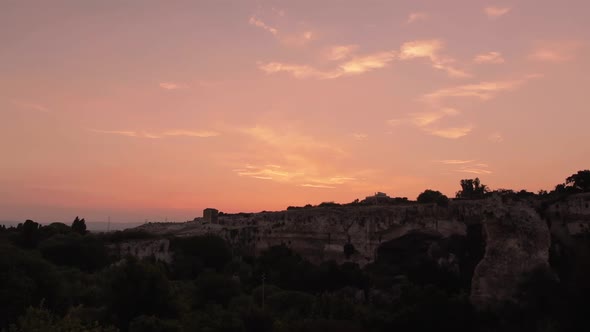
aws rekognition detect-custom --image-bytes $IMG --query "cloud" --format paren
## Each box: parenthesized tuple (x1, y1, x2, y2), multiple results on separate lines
(388, 108, 460, 128)
(12, 101, 50, 112)
(456, 168, 492, 175)
(473, 51, 505, 64)
(324, 45, 359, 61)
(488, 132, 504, 143)
(411, 108, 460, 127)
(259, 50, 396, 79)
(388, 108, 469, 139)
(484, 6, 511, 19)
(249, 14, 315, 47)
(90, 129, 219, 138)
(271, 7, 285, 17)
(258, 62, 339, 79)
(234, 164, 301, 181)
(529, 40, 583, 62)
(399, 39, 443, 61)
(242, 125, 344, 154)
(352, 133, 368, 140)
(89, 129, 137, 137)
(300, 184, 336, 189)
(233, 163, 357, 189)
(407, 12, 429, 24)
(427, 126, 473, 139)
(249, 16, 278, 36)
(423, 75, 542, 102)
(434, 159, 492, 174)
(399, 40, 470, 78)
(159, 82, 188, 90)
(339, 51, 397, 74)
(435, 160, 476, 165)
(232, 125, 367, 188)
(159, 130, 219, 138)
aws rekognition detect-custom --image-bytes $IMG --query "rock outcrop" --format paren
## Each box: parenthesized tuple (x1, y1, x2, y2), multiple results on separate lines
(125, 194, 590, 308)
(470, 197, 551, 309)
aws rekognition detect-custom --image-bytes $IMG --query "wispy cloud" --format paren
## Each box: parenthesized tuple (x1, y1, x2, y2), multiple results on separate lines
(249, 16, 278, 36)
(159, 130, 219, 138)
(231, 125, 367, 188)
(352, 133, 368, 140)
(271, 7, 285, 17)
(388, 108, 469, 139)
(242, 125, 343, 154)
(407, 12, 429, 24)
(399, 39, 470, 78)
(488, 132, 504, 143)
(258, 62, 339, 79)
(324, 45, 359, 61)
(234, 164, 301, 181)
(423, 75, 542, 102)
(300, 183, 336, 189)
(456, 167, 492, 175)
(249, 15, 314, 47)
(159, 82, 188, 90)
(233, 163, 357, 189)
(89, 129, 219, 138)
(434, 159, 492, 174)
(89, 129, 137, 137)
(529, 40, 583, 63)
(473, 51, 505, 64)
(12, 100, 50, 112)
(259, 50, 396, 79)
(388, 108, 460, 128)
(427, 126, 473, 139)
(484, 6, 511, 19)
(435, 159, 476, 165)
(339, 51, 397, 74)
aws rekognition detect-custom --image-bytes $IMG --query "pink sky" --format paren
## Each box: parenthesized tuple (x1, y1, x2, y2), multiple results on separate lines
(1, 0, 589, 223)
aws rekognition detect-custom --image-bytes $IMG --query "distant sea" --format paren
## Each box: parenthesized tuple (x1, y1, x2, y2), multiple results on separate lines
(0, 220, 145, 232)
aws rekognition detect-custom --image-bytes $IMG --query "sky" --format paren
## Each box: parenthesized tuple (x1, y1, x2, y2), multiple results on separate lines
(1, 0, 589, 223)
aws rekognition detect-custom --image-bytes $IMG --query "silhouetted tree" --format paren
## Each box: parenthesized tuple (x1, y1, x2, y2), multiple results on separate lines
(39, 233, 110, 272)
(344, 243, 356, 259)
(417, 189, 449, 207)
(103, 258, 175, 329)
(71, 217, 87, 235)
(455, 178, 489, 199)
(565, 170, 590, 192)
(21, 219, 40, 248)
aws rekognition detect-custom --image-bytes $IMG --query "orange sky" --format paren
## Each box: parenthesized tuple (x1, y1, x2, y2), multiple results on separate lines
(1, 0, 589, 222)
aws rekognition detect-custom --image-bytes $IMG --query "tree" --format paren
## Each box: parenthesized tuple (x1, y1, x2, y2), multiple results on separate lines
(417, 190, 449, 207)
(71, 217, 87, 235)
(20, 220, 41, 248)
(102, 258, 175, 329)
(39, 233, 110, 272)
(455, 178, 489, 199)
(343, 243, 356, 259)
(0, 244, 63, 327)
(565, 170, 590, 192)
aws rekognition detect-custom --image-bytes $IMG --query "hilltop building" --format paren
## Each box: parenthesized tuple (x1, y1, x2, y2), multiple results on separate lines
(203, 208, 219, 224)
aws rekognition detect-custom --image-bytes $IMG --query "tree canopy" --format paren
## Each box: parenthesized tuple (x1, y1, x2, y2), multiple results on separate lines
(455, 178, 489, 199)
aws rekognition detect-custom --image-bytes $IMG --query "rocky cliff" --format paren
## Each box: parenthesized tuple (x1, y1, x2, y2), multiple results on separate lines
(122, 194, 590, 308)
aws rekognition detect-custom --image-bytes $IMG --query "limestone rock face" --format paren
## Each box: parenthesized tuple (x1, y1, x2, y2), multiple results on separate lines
(470, 197, 551, 309)
(110, 239, 172, 263)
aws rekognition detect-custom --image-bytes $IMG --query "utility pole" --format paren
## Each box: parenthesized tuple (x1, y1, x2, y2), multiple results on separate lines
(107, 216, 111, 232)
(262, 273, 266, 309)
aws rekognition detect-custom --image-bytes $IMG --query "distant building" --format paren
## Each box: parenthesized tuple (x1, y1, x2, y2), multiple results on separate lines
(362, 192, 397, 205)
(203, 208, 219, 224)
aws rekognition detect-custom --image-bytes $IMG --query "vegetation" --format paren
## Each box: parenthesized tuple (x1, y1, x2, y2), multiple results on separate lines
(1, 171, 589, 331)
(416, 189, 449, 206)
(455, 178, 489, 199)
